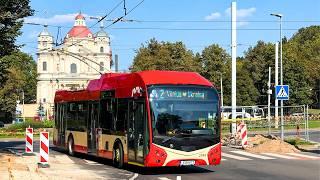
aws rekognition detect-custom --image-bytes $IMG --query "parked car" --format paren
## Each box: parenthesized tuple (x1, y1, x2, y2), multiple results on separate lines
(12, 118, 23, 124)
(0, 121, 4, 127)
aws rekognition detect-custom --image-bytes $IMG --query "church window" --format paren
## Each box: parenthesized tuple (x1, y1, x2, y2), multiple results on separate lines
(100, 62, 104, 71)
(71, 63, 77, 73)
(100, 46, 104, 53)
(43, 61, 47, 71)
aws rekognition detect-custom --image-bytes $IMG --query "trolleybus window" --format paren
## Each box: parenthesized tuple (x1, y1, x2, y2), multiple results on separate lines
(148, 85, 220, 152)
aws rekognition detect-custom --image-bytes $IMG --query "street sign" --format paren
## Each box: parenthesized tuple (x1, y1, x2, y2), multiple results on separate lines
(275, 85, 289, 100)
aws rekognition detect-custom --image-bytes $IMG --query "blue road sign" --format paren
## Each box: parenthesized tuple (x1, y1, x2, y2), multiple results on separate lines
(275, 85, 289, 100)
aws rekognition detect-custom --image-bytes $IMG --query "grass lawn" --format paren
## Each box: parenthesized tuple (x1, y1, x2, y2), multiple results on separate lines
(285, 138, 316, 146)
(309, 109, 320, 115)
(221, 120, 320, 134)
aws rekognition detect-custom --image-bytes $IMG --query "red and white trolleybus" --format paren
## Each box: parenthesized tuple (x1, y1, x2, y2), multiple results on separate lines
(53, 70, 221, 168)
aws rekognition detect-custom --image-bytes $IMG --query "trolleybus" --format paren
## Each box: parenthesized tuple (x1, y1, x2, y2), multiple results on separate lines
(53, 70, 221, 168)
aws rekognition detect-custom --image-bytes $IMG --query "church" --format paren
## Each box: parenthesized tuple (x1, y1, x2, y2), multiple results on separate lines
(35, 13, 112, 117)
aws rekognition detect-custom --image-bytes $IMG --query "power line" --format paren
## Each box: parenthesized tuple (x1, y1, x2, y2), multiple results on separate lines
(109, 27, 301, 31)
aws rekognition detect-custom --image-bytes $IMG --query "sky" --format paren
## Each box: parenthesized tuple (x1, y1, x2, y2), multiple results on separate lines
(18, 0, 320, 71)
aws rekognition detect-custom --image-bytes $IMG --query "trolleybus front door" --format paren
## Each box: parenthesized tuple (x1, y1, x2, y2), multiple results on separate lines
(88, 102, 98, 154)
(128, 100, 145, 164)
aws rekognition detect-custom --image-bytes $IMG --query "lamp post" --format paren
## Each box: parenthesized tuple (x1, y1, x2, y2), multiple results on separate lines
(271, 13, 284, 140)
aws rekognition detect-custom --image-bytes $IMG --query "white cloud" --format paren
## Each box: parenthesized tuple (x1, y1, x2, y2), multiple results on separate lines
(25, 13, 94, 25)
(225, 7, 256, 18)
(204, 12, 221, 21)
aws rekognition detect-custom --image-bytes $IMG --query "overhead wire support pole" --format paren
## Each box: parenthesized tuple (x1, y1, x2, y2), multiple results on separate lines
(267, 67, 272, 135)
(231, 1, 237, 135)
(275, 42, 279, 128)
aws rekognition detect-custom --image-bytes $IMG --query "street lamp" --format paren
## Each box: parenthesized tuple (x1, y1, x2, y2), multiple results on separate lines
(270, 13, 284, 140)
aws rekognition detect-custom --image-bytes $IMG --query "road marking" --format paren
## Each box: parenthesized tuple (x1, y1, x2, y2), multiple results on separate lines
(83, 159, 103, 165)
(158, 177, 172, 180)
(221, 158, 227, 161)
(129, 173, 139, 180)
(286, 153, 320, 159)
(177, 176, 181, 180)
(261, 153, 299, 159)
(222, 152, 252, 160)
(231, 151, 275, 160)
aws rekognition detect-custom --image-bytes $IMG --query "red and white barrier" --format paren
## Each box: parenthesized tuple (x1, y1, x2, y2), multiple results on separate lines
(237, 122, 248, 147)
(25, 128, 33, 153)
(39, 131, 49, 166)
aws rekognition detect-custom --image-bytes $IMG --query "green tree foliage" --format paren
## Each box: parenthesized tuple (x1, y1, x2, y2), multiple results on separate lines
(284, 26, 320, 106)
(131, 38, 200, 72)
(132, 26, 320, 107)
(242, 41, 275, 105)
(0, 0, 34, 56)
(0, 52, 37, 116)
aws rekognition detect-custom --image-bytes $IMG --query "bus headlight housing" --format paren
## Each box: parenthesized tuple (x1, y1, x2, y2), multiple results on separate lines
(145, 144, 167, 167)
(207, 143, 221, 165)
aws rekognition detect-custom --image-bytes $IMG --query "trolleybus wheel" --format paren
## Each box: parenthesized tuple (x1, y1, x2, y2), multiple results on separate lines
(68, 136, 75, 156)
(113, 142, 124, 168)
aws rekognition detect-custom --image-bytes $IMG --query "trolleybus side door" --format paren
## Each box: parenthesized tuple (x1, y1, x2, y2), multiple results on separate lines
(128, 100, 146, 164)
(87, 102, 98, 154)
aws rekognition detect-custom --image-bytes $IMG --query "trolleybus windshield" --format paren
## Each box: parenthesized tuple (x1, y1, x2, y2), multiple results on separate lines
(148, 85, 220, 152)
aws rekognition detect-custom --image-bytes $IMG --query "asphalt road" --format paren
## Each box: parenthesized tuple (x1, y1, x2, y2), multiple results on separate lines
(0, 139, 319, 180)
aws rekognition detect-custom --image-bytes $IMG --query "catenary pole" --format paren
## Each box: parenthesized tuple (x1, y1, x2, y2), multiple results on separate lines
(231, 1, 237, 135)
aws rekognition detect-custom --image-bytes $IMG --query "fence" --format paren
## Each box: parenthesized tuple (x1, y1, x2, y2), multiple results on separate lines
(221, 105, 318, 141)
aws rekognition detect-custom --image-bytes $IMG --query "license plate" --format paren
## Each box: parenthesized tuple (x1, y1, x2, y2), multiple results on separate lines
(180, 160, 195, 166)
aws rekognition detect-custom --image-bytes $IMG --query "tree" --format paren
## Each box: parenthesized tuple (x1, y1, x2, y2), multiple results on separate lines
(199, 44, 232, 105)
(243, 41, 276, 105)
(284, 26, 320, 106)
(0, 52, 37, 120)
(131, 38, 200, 72)
(0, 0, 34, 56)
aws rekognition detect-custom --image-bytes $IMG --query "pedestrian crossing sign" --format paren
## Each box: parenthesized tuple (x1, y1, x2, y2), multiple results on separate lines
(275, 85, 289, 100)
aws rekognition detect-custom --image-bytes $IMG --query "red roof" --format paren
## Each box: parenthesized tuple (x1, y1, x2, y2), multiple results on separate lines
(75, 13, 85, 20)
(67, 26, 92, 38)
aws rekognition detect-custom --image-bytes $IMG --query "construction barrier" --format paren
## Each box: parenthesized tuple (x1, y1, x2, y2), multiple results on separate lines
(25, 128, 33, 153)
(237, 122, 248, 148)
(39, 131, 49, 167)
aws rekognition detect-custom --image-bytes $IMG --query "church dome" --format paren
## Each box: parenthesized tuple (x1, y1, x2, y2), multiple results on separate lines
(66, 13, 93, 38)
(96, 28, 108, 37)
(38, 25, 51, 37)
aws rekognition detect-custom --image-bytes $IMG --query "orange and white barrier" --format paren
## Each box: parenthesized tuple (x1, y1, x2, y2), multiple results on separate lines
(39, 131, 49, 166)
(25, 128, 33, 153)
(237, 122, 248, 147)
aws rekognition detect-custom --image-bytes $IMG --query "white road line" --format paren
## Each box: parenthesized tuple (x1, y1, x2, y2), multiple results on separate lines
(177, 176, 181, 180)
(129, 173, 139, 180)
(222, 152, 252, 160)
(286, 153, 320, 159)
(231, 151, 275, 160)
(84, 159, 96, 164)
(158, 177, 172, 180)
(261, 153, 299, 159)
(221, 158, 227, 161)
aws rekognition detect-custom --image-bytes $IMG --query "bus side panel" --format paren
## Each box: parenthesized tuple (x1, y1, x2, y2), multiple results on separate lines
(66, 130, 88, 153)
(53, 128, 58, 146)
(98, 134, 127, 162)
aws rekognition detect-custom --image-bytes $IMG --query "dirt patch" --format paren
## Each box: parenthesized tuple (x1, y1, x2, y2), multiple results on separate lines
(245, 134, 300, 153)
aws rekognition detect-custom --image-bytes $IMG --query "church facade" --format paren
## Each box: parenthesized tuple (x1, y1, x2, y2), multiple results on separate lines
(36, 13, 112, 113)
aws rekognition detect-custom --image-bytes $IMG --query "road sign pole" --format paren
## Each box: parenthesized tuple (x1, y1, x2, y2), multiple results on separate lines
(281, 100, 284, 140)
(231, 1, 237, 136)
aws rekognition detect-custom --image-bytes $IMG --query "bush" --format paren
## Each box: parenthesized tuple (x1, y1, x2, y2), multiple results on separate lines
(5, 120, 54, 131)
